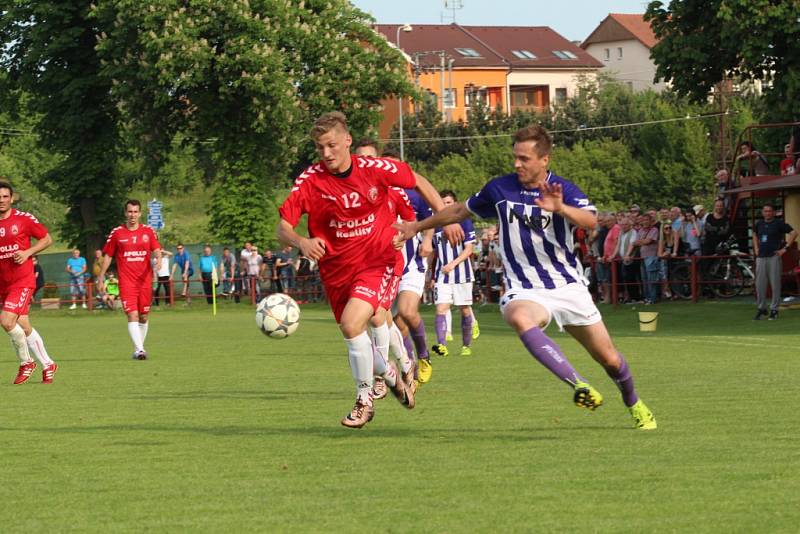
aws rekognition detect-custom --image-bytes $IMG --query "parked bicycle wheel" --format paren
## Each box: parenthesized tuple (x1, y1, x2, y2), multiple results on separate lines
(708, 260, 745, 298)
(669, 262, 692, 299)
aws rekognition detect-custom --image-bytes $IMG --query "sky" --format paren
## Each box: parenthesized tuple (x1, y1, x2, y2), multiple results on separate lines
(349, 0, 653, 42)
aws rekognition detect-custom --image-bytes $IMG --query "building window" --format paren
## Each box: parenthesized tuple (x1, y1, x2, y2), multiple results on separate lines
(465, 85, 491, 107)
(604, 48, 610, 60)
(510, 85, 550, 111)
(555, 88, 567, 104)
(552, 50, 578, 60)
(512, 50, 537, 59)
(617, 47, 623, 59)
(443, 88, 457, 109)
(455, 47, 482, 58)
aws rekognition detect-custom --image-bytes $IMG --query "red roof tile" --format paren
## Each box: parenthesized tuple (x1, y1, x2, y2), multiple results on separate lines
(582, 14, 658, 49)
(609, 14, 658, 48)
(375, 23, 603, 69)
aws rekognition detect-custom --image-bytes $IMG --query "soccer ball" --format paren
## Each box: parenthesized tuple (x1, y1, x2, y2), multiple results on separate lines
(255, 294, 300, 339)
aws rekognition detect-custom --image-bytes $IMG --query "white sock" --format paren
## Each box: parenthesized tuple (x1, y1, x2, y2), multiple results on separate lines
(9, 325, 33, 363)
(446, 308, 452, 336)
(345, 331, 374, 406)
(138, 322, 149, 344)
(388, 323, 412, 373)
(127, 322, 144, 352)
(26, 328, 54, 366)
(369, 322, 390, 364)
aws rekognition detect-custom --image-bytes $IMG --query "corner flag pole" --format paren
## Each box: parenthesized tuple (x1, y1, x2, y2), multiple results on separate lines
(211, 262, 218, 316)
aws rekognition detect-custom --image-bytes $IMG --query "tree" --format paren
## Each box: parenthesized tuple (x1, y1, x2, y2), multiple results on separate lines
(92, 0, 413, 246)
(0, 1, 129, 251)
(646, 0, 800, 118)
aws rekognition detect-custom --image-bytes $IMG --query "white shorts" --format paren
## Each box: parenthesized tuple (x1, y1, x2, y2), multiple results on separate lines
(499, 283, 601, 332)
(398, 269, 426, 297)
(434, 282, 473, 306)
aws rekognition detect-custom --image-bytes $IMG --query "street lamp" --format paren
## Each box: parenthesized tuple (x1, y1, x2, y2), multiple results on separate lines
(396, 23, 412, 161)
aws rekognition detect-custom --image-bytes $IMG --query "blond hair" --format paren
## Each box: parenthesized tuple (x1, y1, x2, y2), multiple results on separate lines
(311, 112, 349, 140)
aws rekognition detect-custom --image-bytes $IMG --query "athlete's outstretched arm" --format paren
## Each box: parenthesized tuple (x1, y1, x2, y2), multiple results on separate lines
(412, 172, 444, 212)
(277, 219, 327, 262)
(412, 171, 464, 245)
(393, 202, 470, 246)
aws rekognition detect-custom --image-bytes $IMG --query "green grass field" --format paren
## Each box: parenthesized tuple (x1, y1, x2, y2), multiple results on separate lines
(1, 299, 798, 532)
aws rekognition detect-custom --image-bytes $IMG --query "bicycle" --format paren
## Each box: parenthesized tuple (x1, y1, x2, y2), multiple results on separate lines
(667, 257, 692, 299)
(705, 236, 755, 298)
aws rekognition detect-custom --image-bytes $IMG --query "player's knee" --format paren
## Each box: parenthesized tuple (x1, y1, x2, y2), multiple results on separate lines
(503, 307, 546, 333)
(339, 322, 366, 339)
(368, 314, 384, 328)
(0, 316, 16, 332)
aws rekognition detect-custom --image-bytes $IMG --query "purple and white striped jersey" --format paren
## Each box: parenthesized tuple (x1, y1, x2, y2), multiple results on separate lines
(465, 171, 596, 290)
(401, 189, 433, 275)
(433, 218, 476, 284)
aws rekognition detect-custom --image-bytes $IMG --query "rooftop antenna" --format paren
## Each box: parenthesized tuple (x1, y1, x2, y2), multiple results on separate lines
(441, 0, 463, 23)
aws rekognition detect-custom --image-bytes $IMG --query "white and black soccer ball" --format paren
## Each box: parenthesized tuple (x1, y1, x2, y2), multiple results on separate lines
(255, 294, 300, 339)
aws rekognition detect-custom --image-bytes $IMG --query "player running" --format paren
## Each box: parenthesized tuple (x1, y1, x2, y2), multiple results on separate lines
(394, 126, 657, 430)
(430, 190, 477, 358)
(278, 113, 460, 428)
(1, 180, 59, 384)
(98, 200, 162, 360)
(354, 141, 434, 391)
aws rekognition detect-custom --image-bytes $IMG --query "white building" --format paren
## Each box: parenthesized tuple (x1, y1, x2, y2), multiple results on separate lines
(581, 13, 666, 92)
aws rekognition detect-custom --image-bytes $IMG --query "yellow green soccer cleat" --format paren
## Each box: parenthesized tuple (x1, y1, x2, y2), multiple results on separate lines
(472, 321, 480, 340)
(629, 399, 657, 430)
(445, 333, 454, 342)
(431, 344, 449, 357)
(418, 358, 433, 384)
(573, 380, 604, 411)
(460, 346, 472, 356)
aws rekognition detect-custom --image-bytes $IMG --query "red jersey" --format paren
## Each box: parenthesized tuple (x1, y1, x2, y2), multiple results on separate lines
(102, 224, 161, 285)
(0, 209, 49, 288)
(279, 155, 416, 283)
(388, 187, 416, 222)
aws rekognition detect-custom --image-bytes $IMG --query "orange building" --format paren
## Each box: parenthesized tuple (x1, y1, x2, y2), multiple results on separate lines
(374, 23, 603, 140)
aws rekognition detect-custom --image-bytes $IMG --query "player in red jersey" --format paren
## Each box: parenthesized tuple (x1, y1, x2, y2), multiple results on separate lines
(354, 140, 420, 399)
(0, 180, 59, 384)
(98, 199, 162, 360)
(278, 112, 462, 428)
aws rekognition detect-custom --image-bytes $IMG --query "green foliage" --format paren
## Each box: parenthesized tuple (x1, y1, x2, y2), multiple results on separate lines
(91, 0, 413, 243)
(207, 168, 280, 249)
(426, 154, 486, 201)
(550, 139, 642, 210)
(0, 0, 129, 252)
(646, 0, 800, 118)
(416, 76, 718, 209)
(0, 103, 67, 233)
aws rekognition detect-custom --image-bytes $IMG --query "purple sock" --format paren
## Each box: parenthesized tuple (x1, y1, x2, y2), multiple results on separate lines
(410, 320, 430, 359)
(606, 355, 638, 407)
(435, 314, 447, 345)
(403, 335, 416, 360)
(461, 313, 473, 347)
(519, 327, 584, 386)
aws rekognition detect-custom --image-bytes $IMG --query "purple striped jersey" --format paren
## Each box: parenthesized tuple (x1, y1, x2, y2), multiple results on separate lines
(465, 171, 596, 290)
(433, 218, 476, 284)
(401, 189, 433, 275)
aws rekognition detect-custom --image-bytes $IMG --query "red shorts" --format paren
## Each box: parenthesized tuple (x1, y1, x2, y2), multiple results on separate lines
(324, 264, 400, 323)
(119, 281, 153, 315)
(1, 285, 34, 315)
